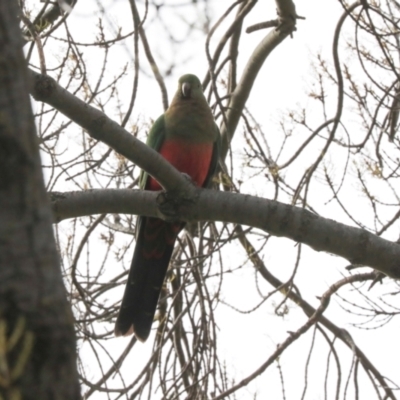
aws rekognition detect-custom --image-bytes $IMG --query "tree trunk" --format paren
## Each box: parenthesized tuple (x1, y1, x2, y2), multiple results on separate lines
(0, 1, 80, 399)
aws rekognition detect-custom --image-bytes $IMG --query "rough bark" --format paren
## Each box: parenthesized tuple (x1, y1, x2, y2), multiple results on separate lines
(0, 1, 80, 399)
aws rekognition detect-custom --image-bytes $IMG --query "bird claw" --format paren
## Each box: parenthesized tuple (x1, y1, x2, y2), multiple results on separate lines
(155, 173, 198, 221)
(156, 191, 193, 222)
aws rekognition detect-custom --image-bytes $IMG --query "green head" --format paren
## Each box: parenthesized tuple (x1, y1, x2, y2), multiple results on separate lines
(176, 74, 204, 101)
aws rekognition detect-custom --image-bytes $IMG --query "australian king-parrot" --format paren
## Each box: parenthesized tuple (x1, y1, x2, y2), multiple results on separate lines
(115, 74, 220, 341)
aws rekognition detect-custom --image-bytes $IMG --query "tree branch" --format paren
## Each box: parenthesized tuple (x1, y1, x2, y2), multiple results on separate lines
(30, 68, 400, 279)
(50, 188, 400, 279)
(220, 20, 289, 158)
(29, 70, 193, 196)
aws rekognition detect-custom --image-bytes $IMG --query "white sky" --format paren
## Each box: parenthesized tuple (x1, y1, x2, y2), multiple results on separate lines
(29, 0, 400, 398)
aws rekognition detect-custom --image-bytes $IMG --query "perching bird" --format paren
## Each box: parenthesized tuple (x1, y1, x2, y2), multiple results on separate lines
(115, 74, 220, 341)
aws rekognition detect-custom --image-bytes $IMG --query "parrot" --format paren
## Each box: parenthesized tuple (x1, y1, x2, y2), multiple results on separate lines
(115, 74, 220, 341)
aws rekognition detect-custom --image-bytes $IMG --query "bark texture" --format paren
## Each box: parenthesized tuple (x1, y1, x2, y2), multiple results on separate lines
(0, 1, 80, 399)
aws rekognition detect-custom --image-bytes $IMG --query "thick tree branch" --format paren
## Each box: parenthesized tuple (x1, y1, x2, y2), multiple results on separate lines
(29, 70, 194, 197)
(30, 68, 400, 279)
(51, 188, 400, 279)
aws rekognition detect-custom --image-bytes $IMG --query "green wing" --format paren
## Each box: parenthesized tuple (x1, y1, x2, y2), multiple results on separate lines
(139, 115, 219, 190)
(139, 114, 166, 190)
(136, 115, 166, 239)
(203, 122, 221, 188)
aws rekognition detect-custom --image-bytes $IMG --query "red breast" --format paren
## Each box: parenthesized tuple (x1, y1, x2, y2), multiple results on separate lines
(146, 138, 213, 191)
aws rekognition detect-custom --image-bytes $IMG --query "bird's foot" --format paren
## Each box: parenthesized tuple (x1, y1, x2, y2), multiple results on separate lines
(156, 189, 196, 222)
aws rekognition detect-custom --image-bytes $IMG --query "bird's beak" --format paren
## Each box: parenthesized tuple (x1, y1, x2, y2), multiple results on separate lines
(182, 82, 191, 98)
